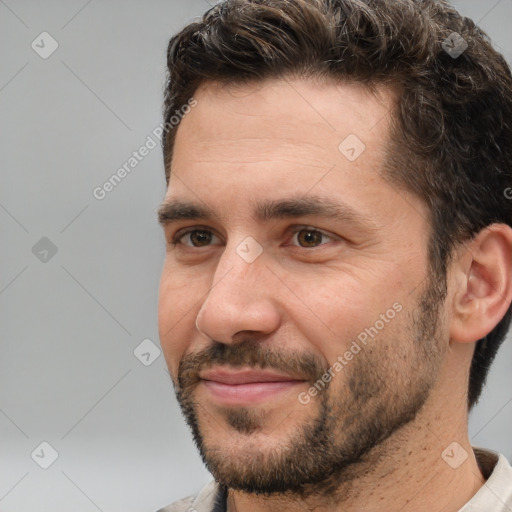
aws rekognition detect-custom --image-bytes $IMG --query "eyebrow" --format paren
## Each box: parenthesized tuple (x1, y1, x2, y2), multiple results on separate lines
(158, 195, 377, 231)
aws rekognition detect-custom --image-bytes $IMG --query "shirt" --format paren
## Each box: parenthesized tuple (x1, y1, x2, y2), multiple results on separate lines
(157, 447, 512, 512)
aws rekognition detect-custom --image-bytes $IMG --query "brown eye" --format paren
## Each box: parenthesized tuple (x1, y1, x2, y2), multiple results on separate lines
(189, 231, 213, 247)
(295, 229, 328, 248)
(173, 229, 219, 247)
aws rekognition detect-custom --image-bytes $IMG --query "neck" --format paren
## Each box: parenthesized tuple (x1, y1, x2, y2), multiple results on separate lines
(227, 378, 485, 512)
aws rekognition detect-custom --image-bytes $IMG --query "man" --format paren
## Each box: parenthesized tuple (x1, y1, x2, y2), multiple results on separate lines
(156, 0, 512, 510)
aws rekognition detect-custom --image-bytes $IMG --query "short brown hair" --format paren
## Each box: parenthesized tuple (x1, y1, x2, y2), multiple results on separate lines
(162, 0, 512, 409)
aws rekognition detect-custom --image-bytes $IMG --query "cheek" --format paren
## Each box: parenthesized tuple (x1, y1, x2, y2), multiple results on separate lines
(157, 262, 205, 377)
(284, 267, 405, 363)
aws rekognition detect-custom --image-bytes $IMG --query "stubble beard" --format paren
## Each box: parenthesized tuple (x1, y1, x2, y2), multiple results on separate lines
(174, 274, 447, 498)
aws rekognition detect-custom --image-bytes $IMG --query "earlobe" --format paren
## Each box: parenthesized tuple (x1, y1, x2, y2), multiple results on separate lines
(449, 224, 512, 344)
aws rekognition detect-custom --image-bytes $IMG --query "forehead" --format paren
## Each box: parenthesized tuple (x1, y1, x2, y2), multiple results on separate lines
(172, 77, 393, 162)
(166, 77, 401, 220)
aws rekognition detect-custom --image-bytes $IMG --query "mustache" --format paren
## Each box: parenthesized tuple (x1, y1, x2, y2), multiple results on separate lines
(177, 340, 327, 390)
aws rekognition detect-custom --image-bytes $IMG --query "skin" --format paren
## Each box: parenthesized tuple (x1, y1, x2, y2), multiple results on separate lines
(157, 77, 512, 511)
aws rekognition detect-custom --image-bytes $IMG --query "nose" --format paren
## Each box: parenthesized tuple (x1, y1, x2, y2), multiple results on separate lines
(195, 243, 281, 344)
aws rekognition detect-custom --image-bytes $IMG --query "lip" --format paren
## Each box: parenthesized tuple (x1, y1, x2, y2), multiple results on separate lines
(199, 367, 306, 405)
(200, 368, 303, 384)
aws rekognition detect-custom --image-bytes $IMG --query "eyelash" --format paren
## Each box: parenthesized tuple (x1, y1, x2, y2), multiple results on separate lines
(170, 226, 338, 248)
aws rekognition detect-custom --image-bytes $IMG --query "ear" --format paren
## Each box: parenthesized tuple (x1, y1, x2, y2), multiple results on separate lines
(449, 224, 512, 344)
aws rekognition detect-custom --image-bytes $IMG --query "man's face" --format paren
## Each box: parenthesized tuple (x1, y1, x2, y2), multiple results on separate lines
(158, 78, 448, 495)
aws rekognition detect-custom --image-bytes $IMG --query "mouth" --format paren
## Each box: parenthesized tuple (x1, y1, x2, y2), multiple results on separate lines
(198, 367, 307, 405)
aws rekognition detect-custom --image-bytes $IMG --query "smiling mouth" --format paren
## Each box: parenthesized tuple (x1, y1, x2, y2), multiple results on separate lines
(199, 367, 307, 405)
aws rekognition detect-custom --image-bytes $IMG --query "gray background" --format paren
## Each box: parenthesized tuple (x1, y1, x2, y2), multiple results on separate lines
(0, 1, 511, 511)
